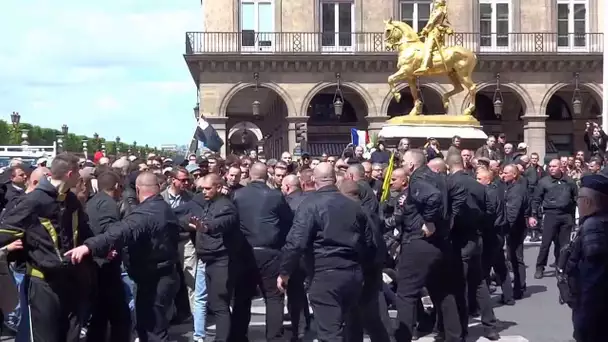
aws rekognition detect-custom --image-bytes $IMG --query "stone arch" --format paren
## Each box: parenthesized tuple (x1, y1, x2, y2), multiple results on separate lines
(228, 121, 263, 141)
(218, 82, 297, 117)
(539, 82, 603, 118)
(381, 82, 453, 115)
(300, 81, 376, 118)
(461, 81, 535, 115)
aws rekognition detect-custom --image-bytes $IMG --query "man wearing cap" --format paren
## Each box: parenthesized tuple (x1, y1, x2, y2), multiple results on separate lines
(569, 174, 608, 341)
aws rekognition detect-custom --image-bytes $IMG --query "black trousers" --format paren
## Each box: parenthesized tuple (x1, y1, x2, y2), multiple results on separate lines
(173, 260, 191, 319)
(536, 212, 574, 268)
(346, 267, 392, 342)
(482, 233, 513, 302)
(87, 264, 131, 342)
(231, 247, 284, 342)
(134, 267, 179, 342)
(205, 256, 234, 342)
(308, 267, 363, 342)
(17, 273, 85, 342)
(453, 239, 496, 336)
(286, 264, 311, 339)
(395, 238, 461, 342)
(506, 229, 527, 297)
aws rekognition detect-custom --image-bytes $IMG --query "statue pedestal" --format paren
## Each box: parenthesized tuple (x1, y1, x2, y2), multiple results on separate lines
(379, 115, 488, 148)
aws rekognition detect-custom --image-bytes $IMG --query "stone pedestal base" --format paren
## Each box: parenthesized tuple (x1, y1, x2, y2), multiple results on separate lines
(379, 115, 488, 149)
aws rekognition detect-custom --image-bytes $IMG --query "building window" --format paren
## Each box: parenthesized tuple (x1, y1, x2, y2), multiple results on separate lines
(240, 0, 273, 51)
(479, 0, 510, 49)
(399, 0, 431, 32)
(557, 0, 588, 49)
(321, 1, 354, 51)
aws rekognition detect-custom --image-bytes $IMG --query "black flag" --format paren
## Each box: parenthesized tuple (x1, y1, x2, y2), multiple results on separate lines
(194, 116, 224, 152)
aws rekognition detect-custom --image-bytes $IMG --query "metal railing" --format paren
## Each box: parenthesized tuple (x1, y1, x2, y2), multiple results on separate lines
(185, 32, 604, 55)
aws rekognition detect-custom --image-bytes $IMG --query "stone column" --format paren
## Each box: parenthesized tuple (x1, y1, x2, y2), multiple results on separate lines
(522, 114, 548, 163)
(205, 116, 228, 158)
(366, 115, 390, 139)
(286, 116, 308, 156)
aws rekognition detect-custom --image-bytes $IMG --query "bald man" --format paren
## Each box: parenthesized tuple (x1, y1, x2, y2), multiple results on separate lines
(394, 149, 462, 341)
(530, 158, 578, 281)
(427, 158, 447, 174)
(345, 164, 379, 215)
(281, 174, 302, 209)
(230, 162, 294, 341)
(279, 162, 377, 341)
(174, 173, 239, 341)
(476, 168, 515, 305)
(65, 171, 182, 341)
(500, 164, 529, 299)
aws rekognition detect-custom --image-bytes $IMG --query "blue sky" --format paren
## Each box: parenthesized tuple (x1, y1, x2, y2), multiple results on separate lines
(0, 1, 202, 146)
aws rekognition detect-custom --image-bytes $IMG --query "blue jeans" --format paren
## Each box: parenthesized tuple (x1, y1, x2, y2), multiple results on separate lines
(193, 259, 208, 339)
(121, 272, 136, 312)
(7, 265, 24, 324)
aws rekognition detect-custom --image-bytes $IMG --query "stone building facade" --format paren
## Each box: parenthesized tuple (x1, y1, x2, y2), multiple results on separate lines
(185, 0, 604, 161)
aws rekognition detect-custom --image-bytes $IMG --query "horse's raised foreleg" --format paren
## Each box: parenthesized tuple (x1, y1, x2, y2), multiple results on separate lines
(407, 77, 423, 116)
(457, 73, 477, 116)
(441, 71, 464, 113)
(388, 67, 408, 103)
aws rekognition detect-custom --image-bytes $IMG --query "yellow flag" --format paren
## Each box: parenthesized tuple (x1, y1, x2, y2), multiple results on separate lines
(380, 153, 395, 202)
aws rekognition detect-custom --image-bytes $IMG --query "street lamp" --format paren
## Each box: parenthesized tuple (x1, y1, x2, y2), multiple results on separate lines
(193, 104, 200, 119)
(333, 73, 344, 118)
(492, 73, 504, 117)
(116, 136, 121, 155)
(252, 100, 261, 116)
(10, 111, 20, 128)
(93, 132, 99, 140)
(62, 124, 69, 135)
(572, 72, 583, 116)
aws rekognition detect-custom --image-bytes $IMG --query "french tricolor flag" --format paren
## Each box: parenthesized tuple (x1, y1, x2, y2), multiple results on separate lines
(350, 128, 370, 148)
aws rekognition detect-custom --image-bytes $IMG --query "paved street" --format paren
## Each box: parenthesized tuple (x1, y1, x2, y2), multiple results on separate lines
(1, 242, 573, 341)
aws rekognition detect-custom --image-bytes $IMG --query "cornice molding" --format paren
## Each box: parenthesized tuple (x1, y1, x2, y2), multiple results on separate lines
(187, 55, 602, 75)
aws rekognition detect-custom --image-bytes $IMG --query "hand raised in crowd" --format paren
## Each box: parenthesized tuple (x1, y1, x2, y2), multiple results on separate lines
(276, 274, 290, 293)
(528, 217, 538, 228)
(64, 245, 91, 264)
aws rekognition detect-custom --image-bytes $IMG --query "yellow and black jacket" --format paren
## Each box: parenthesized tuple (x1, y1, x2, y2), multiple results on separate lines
(0, 177, 94, 278)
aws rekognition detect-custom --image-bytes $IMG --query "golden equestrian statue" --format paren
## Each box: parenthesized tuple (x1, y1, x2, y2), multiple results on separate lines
(384, 0, 478, 117)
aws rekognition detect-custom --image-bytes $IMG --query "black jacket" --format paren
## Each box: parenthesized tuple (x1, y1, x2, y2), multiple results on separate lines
(85, 191, 121, 268)
(285, 190, 309, 212)
(232, 180, 293, 249)
(504, 180, 529, 233)
(0, 177, 93, 275)
(531, 174, 578, 217)
(2, 184, 25, 213)
(175, 193, 242, 261)
(449, 170, 492, 244)
(84, 194, 180, 281)
(357, 179, 379, 215)
(280, 185, 375, 275)
(485, 181, 507, 235)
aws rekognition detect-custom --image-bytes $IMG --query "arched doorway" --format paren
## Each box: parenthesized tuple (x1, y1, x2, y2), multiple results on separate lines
(224, 86, 289, 158)
(543, 84, 603, 158)
(305, 85, 369, 157)
(387, 86, 445, 116)
(465, 85, 528, 143)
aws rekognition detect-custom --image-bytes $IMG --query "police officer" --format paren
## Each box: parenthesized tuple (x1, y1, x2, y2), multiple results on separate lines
(394, 150, 461, 342)
(230, 162, 293, 342)
(446, 155, 499, 340)
(85, 171, 131, 342)
(278, 163, 376, 341)
(569, 174, 608, 341)
(0, 153, 94, 342)
(178, 174, 241, 342)
(530, 159, 578, 279)
(502, 164, 529, 299)
(65, 172, 182, 342)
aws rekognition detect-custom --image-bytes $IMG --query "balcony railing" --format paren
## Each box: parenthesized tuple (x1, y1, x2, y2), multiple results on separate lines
(185, 32, 604, 55)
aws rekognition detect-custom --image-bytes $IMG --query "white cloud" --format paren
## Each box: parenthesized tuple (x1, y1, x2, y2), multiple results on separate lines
(0, 1, 203, 146)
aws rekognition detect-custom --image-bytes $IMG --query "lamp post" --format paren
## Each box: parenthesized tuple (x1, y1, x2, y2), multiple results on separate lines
(492, 73, 504, 117)
(116, 136, 121, 155)
(10, 111, 20, 128)
(62, 124, 69, 136)
(332, 73, 344, 118)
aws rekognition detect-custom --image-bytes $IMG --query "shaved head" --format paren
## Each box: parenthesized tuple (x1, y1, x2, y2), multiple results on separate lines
(202, 173, 222, 186)
(346, 164, 365, 181)
(136, 172, 161, 200)
(476, 168, 493, 185)
(313, 162, 336, 188)
(427, 158, 447, 174)
(27, 167, 49, 192)
(249, 162, 268, 180)
(402, 149, 426, 173)
(283, 174, 300, 187)
(392, 167, 407, 178)
(339, 179, 360, 200)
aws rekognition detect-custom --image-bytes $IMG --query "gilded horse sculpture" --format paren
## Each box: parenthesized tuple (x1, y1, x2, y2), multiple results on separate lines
(384, 2, 478, 117)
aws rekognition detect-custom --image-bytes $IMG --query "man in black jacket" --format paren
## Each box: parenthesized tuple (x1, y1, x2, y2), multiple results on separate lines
(230, 162, 293, 342)
(65, 172, 182, 342)
(345, 164, 379, 215)
(502, 164, 530, 299)
(85, 171, 131, 342)
(278, 163, 376, 341)
(176, 174, 241, 342)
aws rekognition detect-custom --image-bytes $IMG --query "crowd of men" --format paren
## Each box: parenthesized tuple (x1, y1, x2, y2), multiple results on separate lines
(0, 126, 608, 342)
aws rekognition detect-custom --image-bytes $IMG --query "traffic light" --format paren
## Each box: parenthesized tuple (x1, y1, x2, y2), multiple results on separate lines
(295, 123, 307, 144)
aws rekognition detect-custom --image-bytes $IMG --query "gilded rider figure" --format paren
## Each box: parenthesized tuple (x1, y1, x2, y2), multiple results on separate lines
(414, 0, 454, 74)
